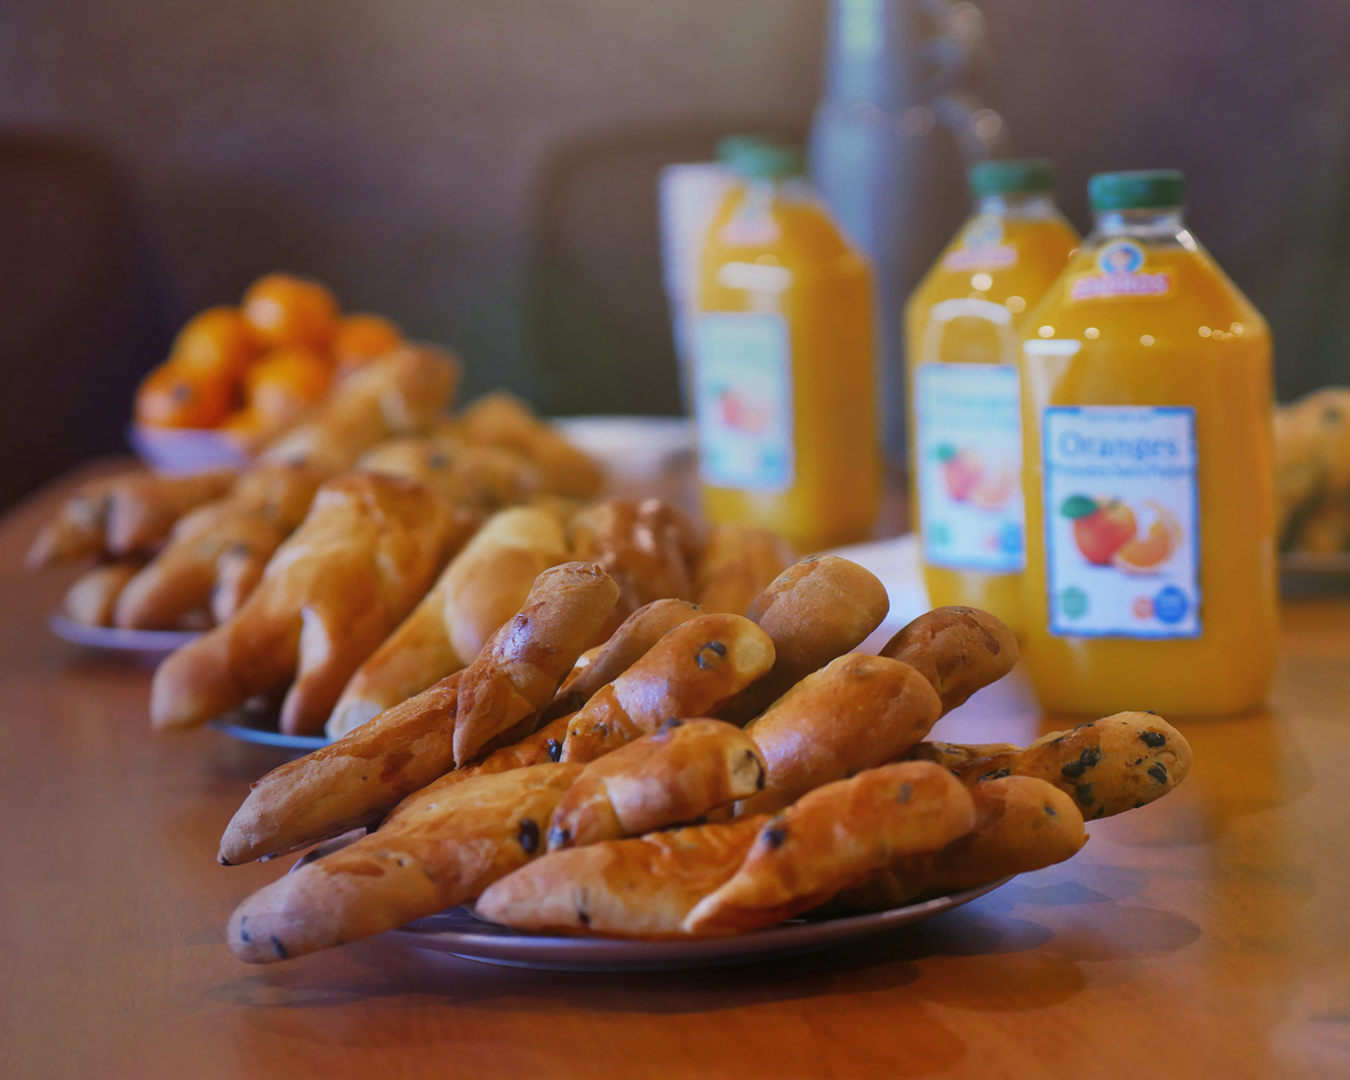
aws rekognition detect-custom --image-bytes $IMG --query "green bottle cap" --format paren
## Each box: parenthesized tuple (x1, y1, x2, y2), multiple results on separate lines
(968, 158, 1056, 197)
(1088, 170, 1185, 211)
(716, 135, 805, 181)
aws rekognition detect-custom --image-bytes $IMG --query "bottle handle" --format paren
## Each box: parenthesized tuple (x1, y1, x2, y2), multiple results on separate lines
(919, 297, 1019, 367)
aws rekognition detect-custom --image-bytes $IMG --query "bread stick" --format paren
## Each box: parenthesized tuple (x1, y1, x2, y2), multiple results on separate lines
(540, 598, 704, 722)
(326, 506, 567, 738)
(63, 561, 145, 627)
(547, 718, 766, 850)
(684, 761, 977, 937)
(25, 475, 122, 570)
(451, 562, 619, 766)
(115, 464, 324, 631)
(476, 817, 766, 939)
(260, 345, 460, 476)
(837, 776, 1087, 910)
(152, 473, 454, 734)
(358, 436, 542, 511)
(880, 606, 1018, 714)
(717, 555, 890, 724)
(559, 614, 776, 763)
(103, 469, 239, 557)
(218, 674, 463, 865)
(906, 741, 1020, 770)
(909, 711, 1192, 820)
(455, 391, 602, 497)
(227, 763, 583, 963)
(693, 524, 795, 616)
(736, 653, 943, 816)
(569, 499, 699, 636)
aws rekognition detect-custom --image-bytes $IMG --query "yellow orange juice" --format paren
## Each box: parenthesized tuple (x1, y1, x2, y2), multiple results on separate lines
(1019, 170, 1277, 716)
(906, 160, 1078, 632)
(693, 138, 879, 551)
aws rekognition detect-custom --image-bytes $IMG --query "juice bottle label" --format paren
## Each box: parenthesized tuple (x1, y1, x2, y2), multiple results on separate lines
(1068, 240, 1173, 303)
(941, 215, 1020, 273)
(691, 312, 795, 491)
(1042, 406, 1201, 638)
(915, 362, 1024, 572)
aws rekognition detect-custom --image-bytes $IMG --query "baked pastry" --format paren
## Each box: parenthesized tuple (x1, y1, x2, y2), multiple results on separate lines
(692, 524, 795, 616)
(27, 469, 236, 570)
(475, 816, 766, 939)
(63, 561, 145, 627)
(717, 555, 890, 724)
(569, 499, 699, 636)
(907, 711, 1192, 820)
(880, 606, 1019, 714)
(546, 718, 766, 850)
(227, 763, 584, 963)
(540, 598, 704, 722)
(683, 761, 977, 936)
(114, 464, 324, 630)
(326, 505, 568, 738)
(218, 674, 463, 865)
(357, 436, 542, 512)
(103, 469, 239, 557)
(151, 472, 455, 734)
(559, 613, 776, 763)
(259, 345, 460, 476)
(837, 776, 1087, 910)
(736, 653, 943, 816)
(454, 391, 603, 497)
(451, 562, 619, 765)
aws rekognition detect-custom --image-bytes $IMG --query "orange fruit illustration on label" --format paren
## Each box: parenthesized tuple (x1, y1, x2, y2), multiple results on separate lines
(970, 461, 1015, 511)
(938, 446, 982, 502)
(1113, 501, 1182, 573)
(1062, 494, 1137, 565)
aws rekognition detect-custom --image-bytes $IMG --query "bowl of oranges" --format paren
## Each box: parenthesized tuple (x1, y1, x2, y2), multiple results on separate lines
(131, 273, 404, 472)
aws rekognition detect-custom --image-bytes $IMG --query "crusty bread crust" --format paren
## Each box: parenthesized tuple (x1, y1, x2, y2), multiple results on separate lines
(881, 605, 1019, 715)
(692, 524, 795, 617)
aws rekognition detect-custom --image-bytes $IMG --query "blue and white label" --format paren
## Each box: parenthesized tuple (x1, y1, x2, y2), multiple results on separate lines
(1042, 406, 1201, 638)
(691, 313, 795, 491)
(915, 363, 1024, 572)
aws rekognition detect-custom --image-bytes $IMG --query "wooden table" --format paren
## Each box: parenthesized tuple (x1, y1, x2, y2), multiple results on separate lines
(3, 463, 1348, 1080)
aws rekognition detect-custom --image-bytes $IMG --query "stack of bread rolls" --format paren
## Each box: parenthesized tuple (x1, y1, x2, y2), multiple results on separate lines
(211, 552, 1191, 962)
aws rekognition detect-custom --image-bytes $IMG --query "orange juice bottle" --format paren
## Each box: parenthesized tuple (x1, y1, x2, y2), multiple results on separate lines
(693, 137, 879, 551)
(906, 160, 1078, 633)
(1019, 170, 1277, 716)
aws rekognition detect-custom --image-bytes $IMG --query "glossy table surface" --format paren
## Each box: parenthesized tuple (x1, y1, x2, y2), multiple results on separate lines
(2, 462, 1348, 1080)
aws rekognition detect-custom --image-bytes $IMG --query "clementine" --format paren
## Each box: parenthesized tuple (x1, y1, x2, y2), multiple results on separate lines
(241, 273, 340, 350)
(333, 313, 402, 373)
(135, 363, 234, 429)
(169, 306, 256, 381)
(245, 347, 331, 425)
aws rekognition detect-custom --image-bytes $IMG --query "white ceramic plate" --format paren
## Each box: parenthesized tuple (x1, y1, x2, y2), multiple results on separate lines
(48, 611, 199, 661)
(207, 716, 330, 752)
(382, 877, 1010, 972)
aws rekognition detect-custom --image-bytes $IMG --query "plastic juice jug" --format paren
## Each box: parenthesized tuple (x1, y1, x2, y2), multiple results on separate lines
(1019, 170, 1277, 717)
(692, 137, 880, 552)
(905, 159, 1078, 633)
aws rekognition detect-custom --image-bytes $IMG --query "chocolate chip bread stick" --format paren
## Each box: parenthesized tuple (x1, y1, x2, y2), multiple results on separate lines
(559, 614, 776, 763)
(880, 606, 1018, 715)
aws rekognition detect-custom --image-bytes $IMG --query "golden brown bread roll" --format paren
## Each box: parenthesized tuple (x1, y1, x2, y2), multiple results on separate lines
(326, 505, 567, 738)
(569, 499, 699, 636)
(559, 614, 776, 763)
(540, 598, 704, 723)
(454, 391, 602, 497)
(103, 469, 239, 557)
(227, 763, 583, 963)
(476, 816, 766, 939)
(218, 674, 463, 865)
(905, 740, 1020, 770)
(151, 472, 455, 735)
(451, 562, 620, 766)
(115, 464, 325, 631)
(692, 524, 796, 616)
(63, 561, 145, 627)
(880, 606, 1019, 714)
(260, 345, 460, 476)
(836, 776, 1087, 910)
(717, 555, 890, 725)
(909, 711, 1192, 820)
(358, 436, 542, 512)
(683, 761, 977, 937)
(26, 474, 122, 570)
(547, 718, 766, 850)
(736, 653, 943, 816)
